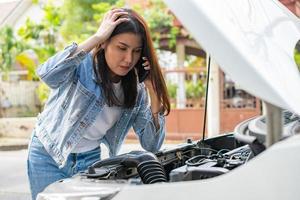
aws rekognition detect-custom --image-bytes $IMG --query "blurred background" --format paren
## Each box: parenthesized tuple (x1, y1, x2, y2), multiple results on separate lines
(1, 0, 300, 144)
(1, 1, 300, 199)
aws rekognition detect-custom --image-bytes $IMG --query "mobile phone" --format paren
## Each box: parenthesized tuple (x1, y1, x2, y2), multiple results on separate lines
(135, 48, 150, 83)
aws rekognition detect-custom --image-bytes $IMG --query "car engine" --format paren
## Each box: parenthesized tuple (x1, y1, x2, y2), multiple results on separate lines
(81, 134, 253, 184)
(38, 111, 299, 199)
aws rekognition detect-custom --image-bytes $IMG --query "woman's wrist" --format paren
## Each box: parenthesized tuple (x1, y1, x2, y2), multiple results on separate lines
(151, 107, 160, 130)
(151, 107, 161, 115)
(74, 34, 105, 55)
(91, 34, 105, 45)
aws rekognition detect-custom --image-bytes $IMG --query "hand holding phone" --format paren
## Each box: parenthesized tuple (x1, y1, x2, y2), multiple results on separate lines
(135, 49, 150, 82)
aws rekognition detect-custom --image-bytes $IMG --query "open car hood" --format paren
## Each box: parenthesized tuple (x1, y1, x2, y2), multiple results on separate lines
(38, 1, 300, 200)
(165, 0, 300, 115)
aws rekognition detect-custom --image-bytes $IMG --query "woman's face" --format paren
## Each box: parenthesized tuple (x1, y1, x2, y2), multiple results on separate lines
(103, 32, 142, 81)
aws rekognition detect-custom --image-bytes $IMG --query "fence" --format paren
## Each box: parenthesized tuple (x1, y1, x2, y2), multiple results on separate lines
(0, 71, 40, 117)
(162, 67, 261, 140)
(0, 69, 261, 141)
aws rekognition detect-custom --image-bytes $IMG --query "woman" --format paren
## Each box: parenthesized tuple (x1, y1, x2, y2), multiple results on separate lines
(27, 8, 170, 200)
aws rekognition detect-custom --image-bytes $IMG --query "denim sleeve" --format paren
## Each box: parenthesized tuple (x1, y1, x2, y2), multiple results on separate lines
(132, 87, 166, 152)
(36, 42, 87, 89)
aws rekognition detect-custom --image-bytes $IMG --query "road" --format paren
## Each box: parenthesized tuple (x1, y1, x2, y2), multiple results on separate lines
(0, 143, 176, 200)
(0, 149, 30, 200)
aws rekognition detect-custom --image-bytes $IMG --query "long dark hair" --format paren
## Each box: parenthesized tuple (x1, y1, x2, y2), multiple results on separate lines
(93, 8, 170, 115)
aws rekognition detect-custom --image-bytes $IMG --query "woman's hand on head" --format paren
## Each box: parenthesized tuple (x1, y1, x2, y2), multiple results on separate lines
(95, 9, 129, 42)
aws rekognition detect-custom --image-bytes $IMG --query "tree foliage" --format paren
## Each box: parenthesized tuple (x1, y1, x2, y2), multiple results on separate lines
(185, 80, 205, 99)
(3, 0, 180, 68)
(0, 26, 24, 72)
(134, 0, 179, 48)
(0, 0, 182, 107)
(18, 4, 62, 64)
(58, 0, 179, 47)
(58, 0, 126, 44)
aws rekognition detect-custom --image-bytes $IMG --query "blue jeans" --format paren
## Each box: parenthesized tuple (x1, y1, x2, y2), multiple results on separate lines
(27, 134, 101, 200)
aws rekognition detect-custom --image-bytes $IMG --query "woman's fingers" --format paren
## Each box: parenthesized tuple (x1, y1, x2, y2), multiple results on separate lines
(106, 9, 129, 26)
(107, 8, 128, 20)
(112, 11, 128, 20)
(113, 16, 129, 26)
(95, 9, 128, 41)
(142, 57, 151, 70)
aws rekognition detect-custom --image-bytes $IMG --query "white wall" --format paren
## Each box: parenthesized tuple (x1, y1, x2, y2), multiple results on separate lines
(0, 81, 40, 108)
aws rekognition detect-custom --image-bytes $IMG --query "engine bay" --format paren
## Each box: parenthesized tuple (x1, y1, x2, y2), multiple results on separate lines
(78, 110, 299, 184)
(38, 111, 300, 200)
(79, 134, 254, 184)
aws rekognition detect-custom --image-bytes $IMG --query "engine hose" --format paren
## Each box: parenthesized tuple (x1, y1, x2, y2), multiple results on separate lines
(137, 160, 167, 184)
(91, 151, 167, 184)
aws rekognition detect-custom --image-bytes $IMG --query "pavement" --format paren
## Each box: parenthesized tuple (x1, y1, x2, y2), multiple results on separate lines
(0, 136, 182, 152)
(0, 117, 33, 151)
(0, 118, 181, 200)
(0, 117, 197, 152)
(0, 137, 29, 151)
(0, 117, 184, 151)
(1, 143, 178, 200)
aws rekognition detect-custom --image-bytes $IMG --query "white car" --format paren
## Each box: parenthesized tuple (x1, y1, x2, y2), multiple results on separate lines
(38, 0, 300, 199)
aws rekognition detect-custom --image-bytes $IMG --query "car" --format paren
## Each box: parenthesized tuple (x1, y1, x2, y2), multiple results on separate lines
(38, 0, 300, 199)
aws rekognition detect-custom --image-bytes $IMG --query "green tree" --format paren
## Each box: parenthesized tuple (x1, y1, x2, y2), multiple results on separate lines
(18, 3, 62, 64)
(16, 2, 62, 105)
(133, 0, 179, 48)
(166, 81, 178, 99)
(185, 80, 205, 99)
(0, 26, 24, 72)
(10, 0, 182, 107)
(59, 0, 125, 43)
(58, 0, 179, 48)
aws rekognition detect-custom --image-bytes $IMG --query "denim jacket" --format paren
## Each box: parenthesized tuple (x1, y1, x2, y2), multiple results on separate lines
(34, 43, 165, 168)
